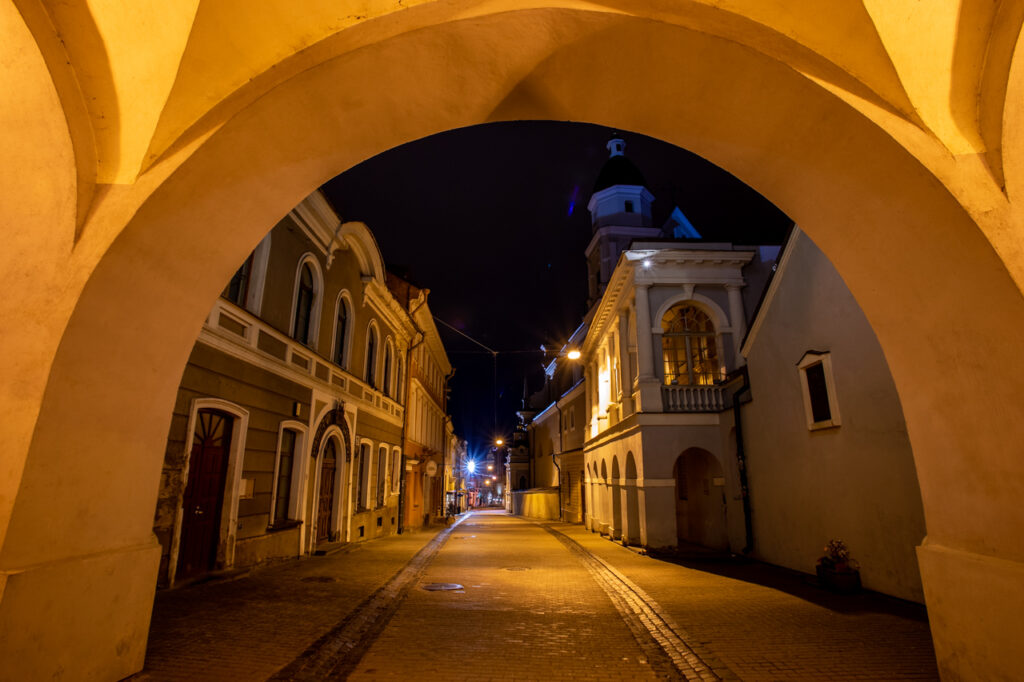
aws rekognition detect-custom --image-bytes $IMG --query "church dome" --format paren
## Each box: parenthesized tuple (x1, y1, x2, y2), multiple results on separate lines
(592, 138, 647, 192)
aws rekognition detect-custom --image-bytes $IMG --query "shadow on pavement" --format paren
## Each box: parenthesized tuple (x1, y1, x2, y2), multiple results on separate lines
(645, 545, 929, 621)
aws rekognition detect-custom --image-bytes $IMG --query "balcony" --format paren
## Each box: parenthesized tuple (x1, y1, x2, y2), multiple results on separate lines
(661, 383, 728, 412)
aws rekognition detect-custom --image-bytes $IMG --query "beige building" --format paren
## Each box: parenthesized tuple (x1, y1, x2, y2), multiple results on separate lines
(387, 275, 453, 530)
(155, 191, 417, 586)
(740, 228, 927, 602)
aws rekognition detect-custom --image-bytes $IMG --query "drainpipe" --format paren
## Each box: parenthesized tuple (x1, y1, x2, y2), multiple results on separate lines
(729, 366, 754, 554)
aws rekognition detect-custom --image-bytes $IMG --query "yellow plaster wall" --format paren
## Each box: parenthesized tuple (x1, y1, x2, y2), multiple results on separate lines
(2, 3, 1024, 679)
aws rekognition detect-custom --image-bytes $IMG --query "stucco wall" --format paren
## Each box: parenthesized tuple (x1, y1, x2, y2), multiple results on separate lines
(742, 231, 926, 602)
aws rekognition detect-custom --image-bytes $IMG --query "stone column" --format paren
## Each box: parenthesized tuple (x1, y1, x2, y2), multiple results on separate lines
(633, 283, 663, 412)
(726, 284, 747, 368)
(617, 312, 634, 416)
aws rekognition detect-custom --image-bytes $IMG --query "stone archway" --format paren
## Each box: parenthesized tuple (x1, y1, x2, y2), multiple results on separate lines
(3, 4, 1024, 679)
(610, 456, 623, 541)
(673, 448, 729, 551)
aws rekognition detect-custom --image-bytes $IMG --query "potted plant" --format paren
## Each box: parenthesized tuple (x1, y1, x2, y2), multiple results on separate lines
(816, 539, 862, 593)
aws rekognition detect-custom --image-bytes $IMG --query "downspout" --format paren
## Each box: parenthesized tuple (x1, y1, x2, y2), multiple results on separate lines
(730, 366, 754, 554)
(398, 297, 427, 534)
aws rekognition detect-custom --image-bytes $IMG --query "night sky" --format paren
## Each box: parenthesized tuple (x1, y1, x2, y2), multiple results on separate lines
(322, 121, 791, 455)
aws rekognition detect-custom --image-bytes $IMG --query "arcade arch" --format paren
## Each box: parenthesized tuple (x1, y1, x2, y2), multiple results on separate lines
(3, 4, 1024, 679)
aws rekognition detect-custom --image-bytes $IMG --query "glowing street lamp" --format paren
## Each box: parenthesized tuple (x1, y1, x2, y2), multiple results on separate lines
(495, 438, 504, 446)
(566, 349, 581, 360)
(466, 460, 477, 474)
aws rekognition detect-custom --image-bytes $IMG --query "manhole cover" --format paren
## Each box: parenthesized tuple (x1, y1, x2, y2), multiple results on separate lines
(503, 567, 531, 572)
(422, 582, 464, 591)
(300, 576, 335, 583)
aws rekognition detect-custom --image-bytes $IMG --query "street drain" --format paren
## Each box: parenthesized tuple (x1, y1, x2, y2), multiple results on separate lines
(421, 582, 464, 591)
(503, 567, 530, 571)
(301, 576, 336, 583)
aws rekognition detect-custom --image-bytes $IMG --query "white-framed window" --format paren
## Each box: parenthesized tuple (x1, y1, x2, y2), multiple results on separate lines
(355, 440, 372, 511)
(270, 423, 306, 526)
(661, 303, 720, 386)
(290, 255, 323, 348)
(365, 323, 379, 388)
(333, 292, 352, 369)
(797, 351, 841, 430)
(376, 444, 388, 507)
(392, 447, 402, 493)
(382, 337, 394, 398)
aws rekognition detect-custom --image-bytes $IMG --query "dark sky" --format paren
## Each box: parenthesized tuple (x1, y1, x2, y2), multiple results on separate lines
(322, 121, 791, 454)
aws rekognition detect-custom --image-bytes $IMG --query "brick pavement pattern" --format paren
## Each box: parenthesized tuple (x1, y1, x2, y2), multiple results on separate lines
(134, 510, 939, 681)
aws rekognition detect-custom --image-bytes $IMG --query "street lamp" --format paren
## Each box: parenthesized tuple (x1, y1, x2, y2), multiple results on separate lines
(495, 438, 503, 446)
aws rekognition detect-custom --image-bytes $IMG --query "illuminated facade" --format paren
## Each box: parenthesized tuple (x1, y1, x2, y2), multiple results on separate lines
(154, 191, 418, 586)
(388, 275, 453, 529)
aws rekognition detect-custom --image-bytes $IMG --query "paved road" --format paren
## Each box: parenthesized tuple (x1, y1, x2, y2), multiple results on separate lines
(134, 510, 938, 681)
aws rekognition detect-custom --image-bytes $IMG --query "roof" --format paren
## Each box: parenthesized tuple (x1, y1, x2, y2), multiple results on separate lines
(592, 154, 647, 193)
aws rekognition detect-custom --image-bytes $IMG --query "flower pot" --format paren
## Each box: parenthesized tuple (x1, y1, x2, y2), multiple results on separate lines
(816, 564, 862, 594)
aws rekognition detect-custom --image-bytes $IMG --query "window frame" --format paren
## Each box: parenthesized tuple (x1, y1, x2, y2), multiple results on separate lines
(289, 255, 323, 349)
(269, 422, 306, 528)
(797, 351, 842, 430)
(333, 292, 352, 369)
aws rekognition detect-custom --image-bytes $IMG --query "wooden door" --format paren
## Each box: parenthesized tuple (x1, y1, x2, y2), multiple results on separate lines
(178, 410, 232, 580)
(316, 439, 337, 542)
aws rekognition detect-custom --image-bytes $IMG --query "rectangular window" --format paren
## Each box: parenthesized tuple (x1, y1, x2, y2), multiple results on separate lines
(804, 363, 831, 422)
(376, 446, 387, 507)
(356, 443, 369, 510)
(798, 352, 841, 430)
(273, 429, 297, 523)
(624, 200, 634, 213)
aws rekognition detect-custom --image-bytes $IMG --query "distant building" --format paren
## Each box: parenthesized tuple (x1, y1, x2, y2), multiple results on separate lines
(153, 190, 455, 587)
(387, 273, 454, 530)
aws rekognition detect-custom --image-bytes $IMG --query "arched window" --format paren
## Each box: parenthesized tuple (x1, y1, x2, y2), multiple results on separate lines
(382, 339, 393, 397)
(661, 304, 719, 386)
(365, 325, 378, 387)
(334, 296, 349, 368)
(293, 263, 315, 344)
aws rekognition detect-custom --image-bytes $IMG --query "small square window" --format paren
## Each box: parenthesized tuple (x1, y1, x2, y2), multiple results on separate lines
(624, 200, 634, 213)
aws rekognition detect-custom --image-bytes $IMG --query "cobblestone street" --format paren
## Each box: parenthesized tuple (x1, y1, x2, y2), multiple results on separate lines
(133, 511, 938, 681)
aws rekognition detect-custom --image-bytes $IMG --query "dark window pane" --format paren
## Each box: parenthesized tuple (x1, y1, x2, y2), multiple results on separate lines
(805, 363, 832, 422)
(294, 263, 315, 344)
(274, 430, 296, 522)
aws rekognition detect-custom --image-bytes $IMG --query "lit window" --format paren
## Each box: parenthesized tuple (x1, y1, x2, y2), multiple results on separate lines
(293, 263, 315, 344)
(661, 304, 720, 386)
(797, 351, 841, 430)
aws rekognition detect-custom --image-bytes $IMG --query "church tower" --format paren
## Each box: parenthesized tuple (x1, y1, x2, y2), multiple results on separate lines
(585, 137, 661, 307)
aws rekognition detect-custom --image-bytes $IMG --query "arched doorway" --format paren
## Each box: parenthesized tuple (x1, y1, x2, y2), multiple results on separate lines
(673, 448, 728, 551)
(623, 453, 641, 546)
(4, 5, 1024, 678)
(315, 437, 341, 544)
(176, 409, 233, 582)
(610, 456, 623, 541)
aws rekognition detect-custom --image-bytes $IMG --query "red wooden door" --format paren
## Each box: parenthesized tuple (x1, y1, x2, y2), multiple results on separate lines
(316, 439, 337, 542)
(177, 410, 232, 580)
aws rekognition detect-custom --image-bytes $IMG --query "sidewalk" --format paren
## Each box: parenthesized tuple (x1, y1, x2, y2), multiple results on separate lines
(130, 526, 446, 681)
(555, 522, 939, 681)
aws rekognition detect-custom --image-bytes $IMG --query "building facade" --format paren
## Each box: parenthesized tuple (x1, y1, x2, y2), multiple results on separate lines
(387, 274, 454, 530)
(153, 191, 449, 586)
(520, 139, 926, 603)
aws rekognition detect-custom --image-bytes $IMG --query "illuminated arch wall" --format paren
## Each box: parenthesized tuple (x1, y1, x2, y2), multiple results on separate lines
(2, 2, 1023, 679)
